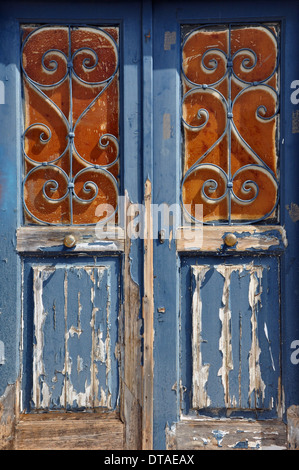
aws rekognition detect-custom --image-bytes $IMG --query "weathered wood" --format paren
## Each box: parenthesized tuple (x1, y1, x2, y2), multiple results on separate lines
(142, 179, 154, 450)
(176, 225, 287, 252)
(190, 260, 281, 413)
(167, 418, 287, 450)
(16, 226, 125, 253)
(14, 412, 124, 450)
(287, 405, 299, 449)
(121, 193, 142, 450)
(30, 264, 117, 411)
(0, 384, 16, 450)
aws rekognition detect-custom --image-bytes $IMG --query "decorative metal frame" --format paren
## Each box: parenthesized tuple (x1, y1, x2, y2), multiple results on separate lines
(21, 24, 120, 225)
(181, 23, 280, 225)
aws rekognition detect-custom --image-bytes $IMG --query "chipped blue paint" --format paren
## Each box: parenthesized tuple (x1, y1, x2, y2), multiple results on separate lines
(34, 241, 124, 254)
(233, 440, 249, 449)
(0, 15, 22, 398)
(220, 229, 287, 253)
(181, 257, 281, 418)
(212, 430, 227, 447)
(22, 257, 120, 411)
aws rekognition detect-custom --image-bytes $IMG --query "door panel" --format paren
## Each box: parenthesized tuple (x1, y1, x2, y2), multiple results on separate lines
(22, 258, 120, 412)
(180, 256, 280, 416)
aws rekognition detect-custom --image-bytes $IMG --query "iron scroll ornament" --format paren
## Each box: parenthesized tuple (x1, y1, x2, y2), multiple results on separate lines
(181, 23, 280, 225)
(21, 24, 120, 225)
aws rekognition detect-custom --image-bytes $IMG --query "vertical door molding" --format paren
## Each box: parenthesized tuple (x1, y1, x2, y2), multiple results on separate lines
(141, 0, 154, 450)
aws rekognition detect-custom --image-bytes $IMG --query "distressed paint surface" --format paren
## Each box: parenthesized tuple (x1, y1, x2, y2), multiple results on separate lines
(167, 418, 287, 450)
(23, 260, 119, 412)
(176, 225, 287, 253)
(180, 257, 281, 417)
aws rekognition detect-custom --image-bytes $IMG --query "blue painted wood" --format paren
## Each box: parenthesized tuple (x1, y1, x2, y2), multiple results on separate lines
(280, 7, 299, 415)
(0, 0, 143, 423)
(142, 0, 154, 183)
(22, 257, 120, 412)
(153, 0, 299, 449)
(180, 257, 280, 418)
(152, 4, 181, 449)
(0, 11, 22, 398)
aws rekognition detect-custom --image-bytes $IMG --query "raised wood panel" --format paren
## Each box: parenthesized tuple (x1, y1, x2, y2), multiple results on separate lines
(22, 260, 120, 413)
(17, 226, 125, 253)
(15, 412, 124, 450)
(167, 418, 287, 450)
(176, 225, 287, 253)
(191, 261, 281, 413)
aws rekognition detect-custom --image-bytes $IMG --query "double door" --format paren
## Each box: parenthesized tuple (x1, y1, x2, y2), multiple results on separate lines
(0, 0, 298, 450)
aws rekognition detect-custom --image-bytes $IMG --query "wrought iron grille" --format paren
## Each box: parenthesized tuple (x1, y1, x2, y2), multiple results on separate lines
(181, 23, 280, 225)
(21, 24, 120, 225)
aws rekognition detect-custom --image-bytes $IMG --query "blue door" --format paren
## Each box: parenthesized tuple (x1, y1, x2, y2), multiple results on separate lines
(0, 0, 143, 450)
(152, 0, 299, 450)
(0, 0, 299, 451)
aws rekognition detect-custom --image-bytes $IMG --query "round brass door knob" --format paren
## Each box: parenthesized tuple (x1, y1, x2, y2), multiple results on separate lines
(224, 233, 237, 247)
(63, 234, 76, 248)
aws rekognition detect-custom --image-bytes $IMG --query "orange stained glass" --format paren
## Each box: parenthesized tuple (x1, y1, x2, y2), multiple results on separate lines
(21, 25, 119, 225)
(181, 24, 279, 224)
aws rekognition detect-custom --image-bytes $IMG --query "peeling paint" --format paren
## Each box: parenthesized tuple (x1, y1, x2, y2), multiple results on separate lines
(0, 384, 16, 450)
(264, 322, 275, 371)
(191, 262, 278, 412)
(32, 266, 55, 410)
(212, 429, 229, 447)
(248, 266, 266, 406)
(192, 266, 211, 408)
(0, 341, 5, 365)
(31, 264, 114, 411)
(168, 418, 288, 450)
(216, 266, 243, 407)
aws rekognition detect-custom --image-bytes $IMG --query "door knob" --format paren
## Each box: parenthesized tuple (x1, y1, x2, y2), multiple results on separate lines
(63, 234, 76, 248)
(224, 233, 237, 247)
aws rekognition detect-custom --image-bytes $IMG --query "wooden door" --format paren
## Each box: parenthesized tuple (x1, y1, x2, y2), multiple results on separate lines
(1, 0, 299, 452)
(0, 0, 143, 450)
(152, 0, 299, 450)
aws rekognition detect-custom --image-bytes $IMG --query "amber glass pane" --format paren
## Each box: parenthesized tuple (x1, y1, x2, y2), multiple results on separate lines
(21, 25, 119, 225)
(181, 24, 279, 224)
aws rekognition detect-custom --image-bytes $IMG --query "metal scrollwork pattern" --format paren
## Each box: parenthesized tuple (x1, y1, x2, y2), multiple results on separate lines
(21, 24, 120, 225)
(181, 23, 280, 225)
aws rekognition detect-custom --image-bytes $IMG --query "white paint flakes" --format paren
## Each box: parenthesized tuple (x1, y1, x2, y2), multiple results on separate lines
(216, 265, 243, 407)
(192, 266, 211, 409)
(191, 263, 272, 412)
(32, 265, 112, 411)
(248, 267, 266, 406)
